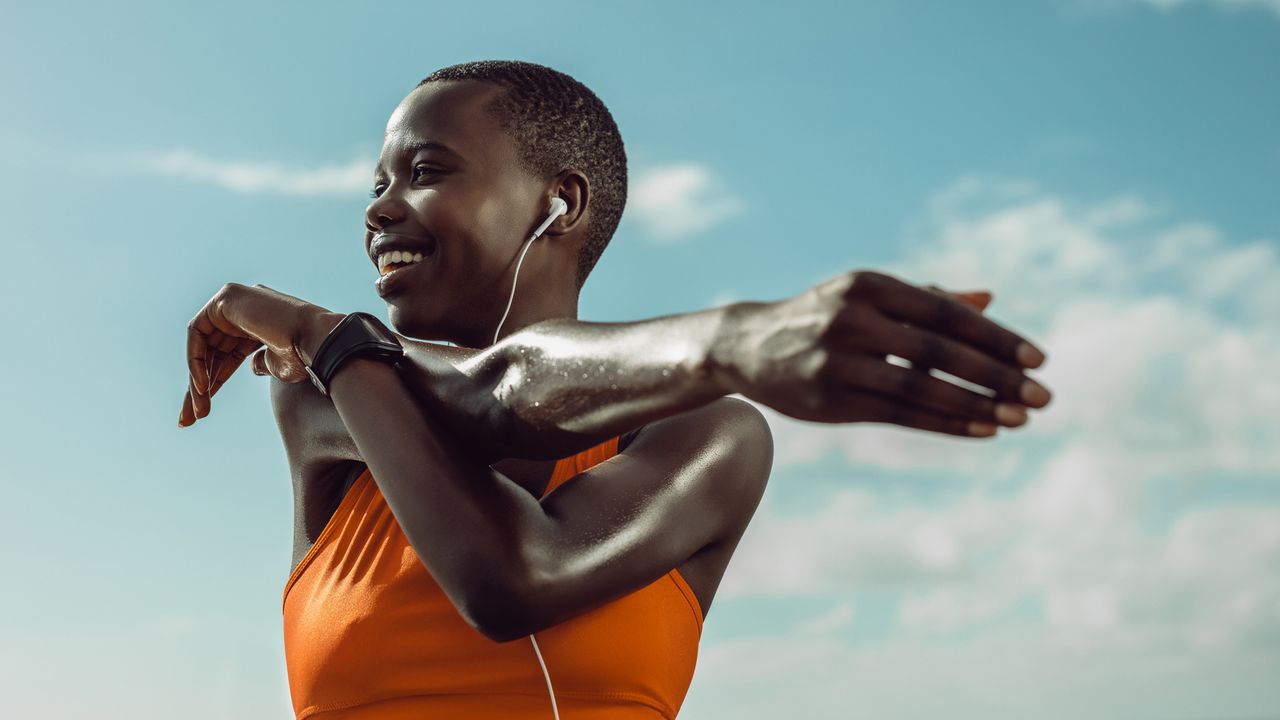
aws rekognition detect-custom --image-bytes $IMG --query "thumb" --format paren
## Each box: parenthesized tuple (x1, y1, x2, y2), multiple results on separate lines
(252, 344, 310, 383)
(952, 290, 993, 311)
(251, 347, 271, 376)
(928, 284, 993, 312)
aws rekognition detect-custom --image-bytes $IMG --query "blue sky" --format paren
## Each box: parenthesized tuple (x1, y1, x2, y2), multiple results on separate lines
(2, 1, 1278, 718)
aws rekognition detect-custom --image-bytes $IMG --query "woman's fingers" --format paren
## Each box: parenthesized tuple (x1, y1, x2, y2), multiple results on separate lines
(205, 343, 256, 403)
(842, 387, 997, 437)
(854, 272, 1046, 370)
(907, 287, 993, 375)
(950, 289, 992, 311)
(192, 339, 225, 419)
(182, 283, 303, 428)
(186, 313, 214, 398)
(825, 352, 1026, 428)
(179, 381, 197, 427)
(848, 304, 1050, 409)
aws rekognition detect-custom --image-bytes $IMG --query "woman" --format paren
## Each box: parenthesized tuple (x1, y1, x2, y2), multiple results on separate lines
(179, 60, 1051, 719)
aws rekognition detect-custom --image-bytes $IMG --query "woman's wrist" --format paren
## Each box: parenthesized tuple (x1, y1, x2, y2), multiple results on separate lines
(295, 309, 347, 367)
(704, 301, 757, 396)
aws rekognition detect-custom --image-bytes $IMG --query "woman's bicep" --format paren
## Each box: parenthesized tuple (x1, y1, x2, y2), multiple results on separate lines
(269, 377, 362, 479)
(510, 398, 771, 635)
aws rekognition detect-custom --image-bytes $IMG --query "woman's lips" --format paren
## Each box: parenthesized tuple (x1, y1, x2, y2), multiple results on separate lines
(374, 253, 434, 298)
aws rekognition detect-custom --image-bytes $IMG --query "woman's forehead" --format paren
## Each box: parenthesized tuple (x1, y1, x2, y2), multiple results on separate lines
(381, 80, 510, 166)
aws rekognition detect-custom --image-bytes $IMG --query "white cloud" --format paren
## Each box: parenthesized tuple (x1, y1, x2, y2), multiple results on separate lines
(126, 148, 372, 197)
(628, 164, 744, 242)
(683, 177, 1280, 718)
(793, 601, 856, 635)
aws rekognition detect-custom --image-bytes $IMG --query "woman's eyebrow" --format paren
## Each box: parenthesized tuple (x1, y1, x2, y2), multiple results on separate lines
(405, 140, 458, 156)
(375, 140, 463, 176)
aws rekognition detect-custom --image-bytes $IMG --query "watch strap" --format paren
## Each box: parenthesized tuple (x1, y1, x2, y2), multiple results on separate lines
(306, 312, 404, 396)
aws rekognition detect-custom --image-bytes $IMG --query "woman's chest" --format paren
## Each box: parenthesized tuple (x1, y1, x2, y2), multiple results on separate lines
(290, 459, 559, 576)
(287, 457, 721, 618)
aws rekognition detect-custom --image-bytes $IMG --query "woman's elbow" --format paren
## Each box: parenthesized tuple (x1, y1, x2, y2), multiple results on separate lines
(460, 575, 539, 643)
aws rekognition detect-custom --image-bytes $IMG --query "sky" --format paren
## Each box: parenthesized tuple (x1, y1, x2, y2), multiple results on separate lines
(1, 0, 1278, 718)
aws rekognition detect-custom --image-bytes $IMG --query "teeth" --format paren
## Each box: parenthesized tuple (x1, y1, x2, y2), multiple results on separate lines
(376, 248, 428, 276)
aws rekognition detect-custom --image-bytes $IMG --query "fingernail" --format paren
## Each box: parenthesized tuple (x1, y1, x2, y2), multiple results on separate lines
(968, 421, 997, 437)
(995, 403, 1027, 426)
(1021, 379, 1051, 407)
(1017, 342, 1046, 368)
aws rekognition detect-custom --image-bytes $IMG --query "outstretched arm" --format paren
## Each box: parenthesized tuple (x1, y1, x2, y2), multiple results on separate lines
(255, 302, 744, 468)
(378, 272, 1047, 462)
(387, 304, 744, 462)
(184, 271, 1051, 459)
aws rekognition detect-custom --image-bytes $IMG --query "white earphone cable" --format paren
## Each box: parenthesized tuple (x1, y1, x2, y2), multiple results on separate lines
(494, 202, 567, 719)
(529, 633, 560, 720)
(493, 232, 538, 345)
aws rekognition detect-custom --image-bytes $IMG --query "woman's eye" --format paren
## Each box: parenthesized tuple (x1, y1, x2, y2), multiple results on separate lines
(412, 164, 441, 182)
(369, 185, 386, 199)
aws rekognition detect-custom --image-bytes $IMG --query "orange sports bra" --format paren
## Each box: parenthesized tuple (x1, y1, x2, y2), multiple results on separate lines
(282, 434, 704, 719)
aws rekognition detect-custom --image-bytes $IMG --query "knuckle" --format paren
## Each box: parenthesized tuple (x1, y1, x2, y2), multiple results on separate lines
(843, 270, 878, 298)
(839, 302, 879, 340)
(816, 310, 843, 343)
(810, 347, 833, 379)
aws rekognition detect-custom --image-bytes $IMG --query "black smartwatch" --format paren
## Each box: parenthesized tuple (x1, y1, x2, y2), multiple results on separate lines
(304, 312, 404, 396)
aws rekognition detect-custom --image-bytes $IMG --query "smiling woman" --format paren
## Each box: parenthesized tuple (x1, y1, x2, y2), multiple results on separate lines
(178, 59, 1050, 720)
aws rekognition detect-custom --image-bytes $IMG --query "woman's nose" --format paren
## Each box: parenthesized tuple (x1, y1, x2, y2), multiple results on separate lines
(365, 194, 404, 232)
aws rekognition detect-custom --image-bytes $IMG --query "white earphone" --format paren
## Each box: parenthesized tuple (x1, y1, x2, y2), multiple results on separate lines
(492, 197, 569, 345)
(490, 197, 570, 718)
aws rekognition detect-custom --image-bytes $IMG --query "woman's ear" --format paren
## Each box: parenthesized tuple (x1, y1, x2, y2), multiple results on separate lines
(543, 170, 589, 237)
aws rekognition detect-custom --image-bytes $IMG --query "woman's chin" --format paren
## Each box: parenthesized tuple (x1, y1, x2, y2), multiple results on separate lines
(386, 305, 451, 343)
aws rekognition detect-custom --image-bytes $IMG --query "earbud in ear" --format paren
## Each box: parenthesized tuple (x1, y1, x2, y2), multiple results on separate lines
(529, 197, 569, 241)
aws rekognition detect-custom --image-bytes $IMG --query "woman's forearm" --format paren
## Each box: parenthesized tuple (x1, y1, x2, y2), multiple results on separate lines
(395, 302, 754, 462)
(325, 357, 550, 637)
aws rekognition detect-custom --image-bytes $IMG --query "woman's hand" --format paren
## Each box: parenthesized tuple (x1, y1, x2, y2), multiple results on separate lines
(179, 283, 341, 427)
(713, 270, 1050, 437)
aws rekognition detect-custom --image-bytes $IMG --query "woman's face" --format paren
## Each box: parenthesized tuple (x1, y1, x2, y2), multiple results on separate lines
(364, 79, 545, 346)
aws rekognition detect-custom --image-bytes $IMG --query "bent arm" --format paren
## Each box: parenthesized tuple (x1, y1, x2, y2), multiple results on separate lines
(388, 302, 755, 462)
(323, 356, 770, 642)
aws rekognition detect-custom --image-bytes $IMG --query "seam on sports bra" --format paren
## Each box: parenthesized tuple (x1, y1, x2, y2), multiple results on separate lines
(300, 688, 675, 720)
(667, 569, 705, 634)
(282, 468, 371, 612)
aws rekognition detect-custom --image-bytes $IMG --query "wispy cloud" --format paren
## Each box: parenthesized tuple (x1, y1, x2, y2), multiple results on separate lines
(125, 148, 373, 197)
(689, 176, 1280, 718)
(627, 164, 744, 242)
